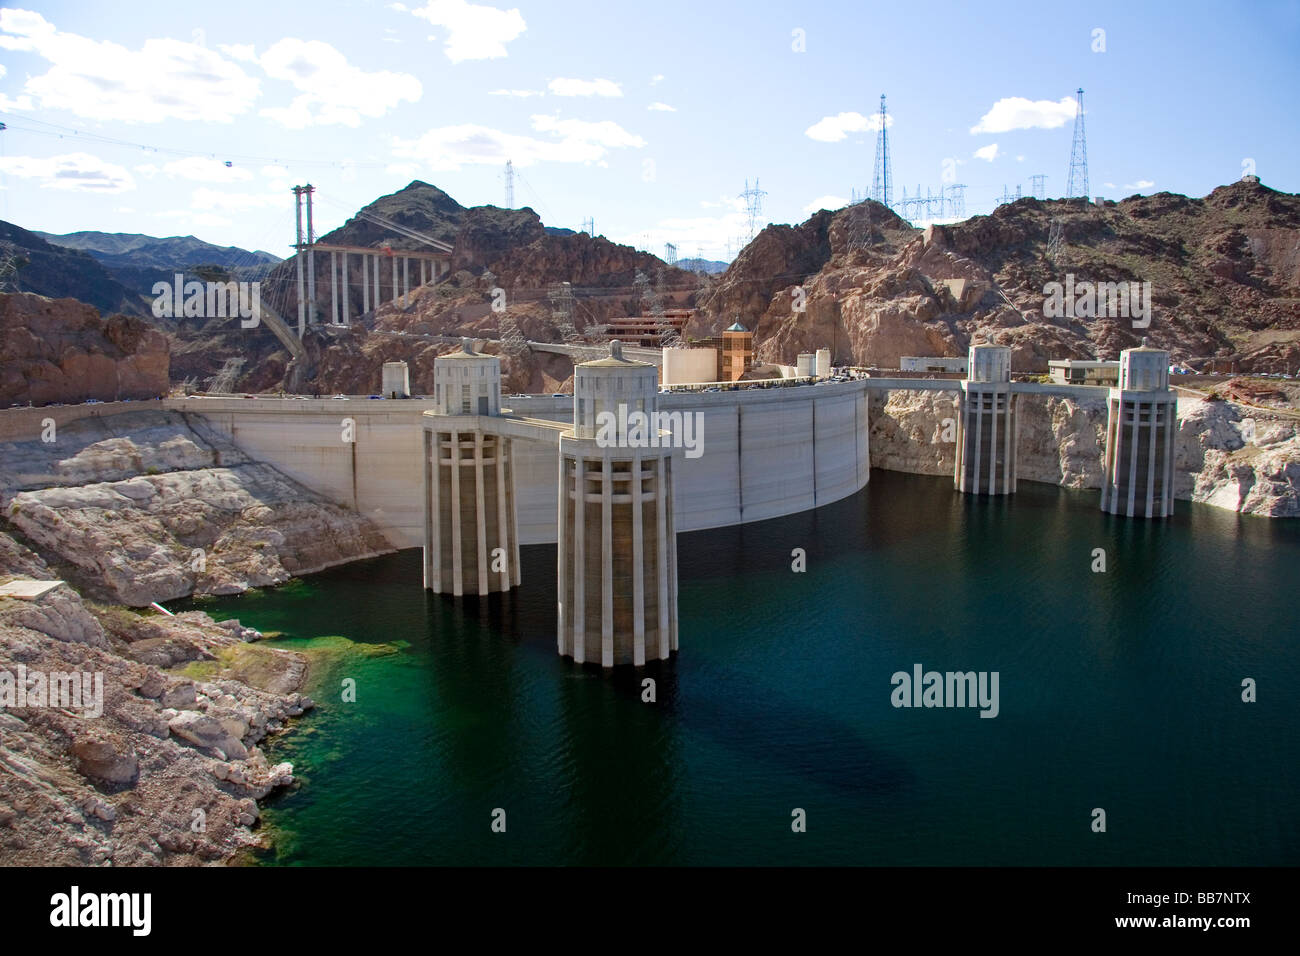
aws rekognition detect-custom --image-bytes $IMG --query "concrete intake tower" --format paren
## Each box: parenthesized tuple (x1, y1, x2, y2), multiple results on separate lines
(422, 339, 521, 595)
(557, 342, 679, 666)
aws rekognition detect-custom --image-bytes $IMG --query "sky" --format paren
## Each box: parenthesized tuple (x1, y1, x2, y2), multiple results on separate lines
(1, 0, 1298, 263)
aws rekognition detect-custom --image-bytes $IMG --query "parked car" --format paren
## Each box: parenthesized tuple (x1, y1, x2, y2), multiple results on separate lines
(332, 394, 348, 400)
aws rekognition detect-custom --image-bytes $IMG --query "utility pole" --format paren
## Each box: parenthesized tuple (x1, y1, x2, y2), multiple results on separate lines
(505, 159, 515, 208)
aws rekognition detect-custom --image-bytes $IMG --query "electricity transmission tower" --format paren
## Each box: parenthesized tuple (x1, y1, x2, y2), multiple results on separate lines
(1030, 174, 1047, 199)
(485, 269, 527, 359)
(663, 242, 678, 267)
(548, 281, 582, 344)
(1046, 218, 1066, 264)
(208, 357, 245, 394)
(504, 160, 515, 208)
(0, 241, 22, 292)
(847, 198, 873, 252)
(739, 178, 767, 244)
(946, 184, 967, 219)
(581, 217, 595, 236)
(1066, 89, 1089, 199)
(871, 94, 893, 209)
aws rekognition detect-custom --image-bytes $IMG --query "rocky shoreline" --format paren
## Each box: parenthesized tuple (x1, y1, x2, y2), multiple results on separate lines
(869, 389, 1300, 517)
(0, 409, 395, 607)
(0, 532, 313, 865)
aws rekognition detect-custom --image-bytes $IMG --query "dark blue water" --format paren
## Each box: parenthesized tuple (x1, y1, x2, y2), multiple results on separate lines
(180, 471, 1300, 865)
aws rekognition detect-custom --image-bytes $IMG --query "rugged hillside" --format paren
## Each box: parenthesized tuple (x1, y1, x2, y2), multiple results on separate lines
(0, 292, 169, 406)
(172, 181, 703, 395)
(0, 222, 143, 316)
(0, 409, 394, 605)
(701, 180, 1300, 373)
(34, 230, 280, 298)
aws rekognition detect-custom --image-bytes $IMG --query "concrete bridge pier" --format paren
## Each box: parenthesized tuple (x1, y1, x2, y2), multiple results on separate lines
(1100, 343, 1176, 518)
(422, 340, 520, 595)
(557, 342, 679, 667)
(954, 344, 1017, 495)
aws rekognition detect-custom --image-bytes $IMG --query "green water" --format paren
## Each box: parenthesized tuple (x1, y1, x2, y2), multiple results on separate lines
(179, 470, 1300, 866)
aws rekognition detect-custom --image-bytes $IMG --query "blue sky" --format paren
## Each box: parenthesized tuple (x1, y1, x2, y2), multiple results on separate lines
(1, 0, 1297, 261)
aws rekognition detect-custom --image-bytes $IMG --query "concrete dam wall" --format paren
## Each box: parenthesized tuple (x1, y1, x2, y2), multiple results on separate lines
(160, 382, 872, 548)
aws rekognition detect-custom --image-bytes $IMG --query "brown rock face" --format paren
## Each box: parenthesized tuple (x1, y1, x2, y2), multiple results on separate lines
(696, 180, 1300, 374)
(0, 292, 169, 406)
(71, 734, 139, 785)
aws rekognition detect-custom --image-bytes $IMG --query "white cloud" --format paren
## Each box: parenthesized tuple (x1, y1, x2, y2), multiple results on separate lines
(258, 38, 421, 128)
(1124, 179, 1155, 190)
(803, 195, 849, 213)
(1016, 155, 1025, 162)
(647, 102, 675, 112)
(649, 74, 664, 86)
(529, 114, 644, 147)
(411, 0, 526, 63)
(489, 88, 544, 97)
(0, 152, 135, 192)
(974, 143, 1000, 162)
(161, 157, 253, 183)
(804, 110, 890, 143)
(218, 43, 257, 62)
(0, 92, 34, 110)
(970, 96, 1076, 134)
(0, 9, 259, 122)
(388, 2, 409, 10)
(1103, 182, 1117, 189)
(392, 114, 645, 171)
(261, 164, 289, 178)
(133, 163, 160, 177)
(548, 77, 621, 97)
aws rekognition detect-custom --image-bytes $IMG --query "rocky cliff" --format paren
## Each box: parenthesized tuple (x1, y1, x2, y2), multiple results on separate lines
(1, 292, 170, 407)
(0, 410, 394, 606)
(869, 389, 1300, 516)
(0, 531, 310, 864)
(701, 180, 1300, 374)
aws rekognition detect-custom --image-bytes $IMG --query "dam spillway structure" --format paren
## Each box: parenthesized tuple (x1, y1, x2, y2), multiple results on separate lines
(557, 342, 679, 667)
(954, 344, 1017, 495)
(422, 339, 520, 595)
(1100, 342, 1176, 518)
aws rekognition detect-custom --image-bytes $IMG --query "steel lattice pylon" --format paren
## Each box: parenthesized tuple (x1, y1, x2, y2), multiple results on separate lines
(1066, 88, 1089, 200)
(871, 94, 893, 209)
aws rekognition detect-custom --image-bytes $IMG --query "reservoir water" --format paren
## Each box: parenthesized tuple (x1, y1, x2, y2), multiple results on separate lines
(180, 470, 1300, 866)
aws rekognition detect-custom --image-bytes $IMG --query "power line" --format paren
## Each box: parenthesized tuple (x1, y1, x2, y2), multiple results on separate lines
(0, 112, 396, 171)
